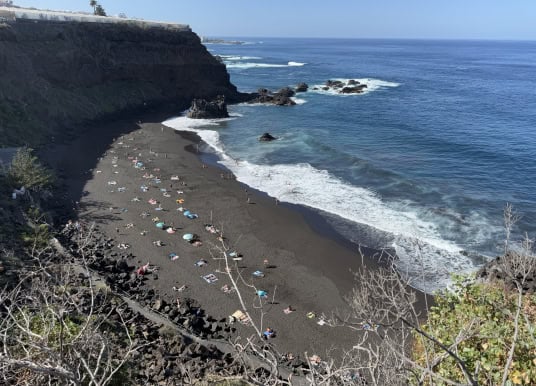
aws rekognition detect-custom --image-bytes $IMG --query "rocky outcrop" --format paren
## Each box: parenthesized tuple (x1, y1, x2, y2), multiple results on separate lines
(249, 87, 296, 106)
(317, 79, 368, 94)
(259, 132, 277, 142)
(477, 253, 536, 294)
(187, 95, 229, 119)
(0, 18, 248, 146)
(295, 82, 308, 92)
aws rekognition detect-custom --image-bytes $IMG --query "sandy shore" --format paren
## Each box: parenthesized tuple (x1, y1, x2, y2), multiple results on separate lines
(46, 111, 417, 359)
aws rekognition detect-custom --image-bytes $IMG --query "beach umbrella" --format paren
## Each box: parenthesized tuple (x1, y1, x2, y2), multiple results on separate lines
(183, 210, 191, 217)
(155, 222, 165, 229)
(183, 233, 194, 241)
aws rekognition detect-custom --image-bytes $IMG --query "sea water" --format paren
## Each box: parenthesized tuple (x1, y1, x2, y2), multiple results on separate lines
(164, 38, 536, 292)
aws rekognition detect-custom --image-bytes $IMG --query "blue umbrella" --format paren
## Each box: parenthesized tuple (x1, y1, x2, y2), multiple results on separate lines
(155, 222, 165, 229)
(183, 233, 194, 241)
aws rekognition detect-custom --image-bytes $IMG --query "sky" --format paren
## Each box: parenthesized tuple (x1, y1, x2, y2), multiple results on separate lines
(10, 0, 536, 40)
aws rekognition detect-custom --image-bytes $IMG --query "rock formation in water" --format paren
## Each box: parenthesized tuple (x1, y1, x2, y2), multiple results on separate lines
(259, 132, 277, 141)
(187, 95, 229, 119)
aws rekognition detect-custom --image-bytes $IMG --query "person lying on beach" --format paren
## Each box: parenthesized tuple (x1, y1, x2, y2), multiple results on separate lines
(263, 327, 275, 339)
(221, 284, 234, 294)
(283, 305, 295, 314)
(309, 355, 322, 366)
(136, 262, 157, 276)
(172, 285, 187, 292)
(152, 240, 164, 247)
(117, 243, 130, 250)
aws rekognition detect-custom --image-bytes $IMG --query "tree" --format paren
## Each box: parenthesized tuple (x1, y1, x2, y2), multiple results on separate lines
(8, 147, 53, 192)
(89, 0, 97, 13)
(94, 4, 107, 16)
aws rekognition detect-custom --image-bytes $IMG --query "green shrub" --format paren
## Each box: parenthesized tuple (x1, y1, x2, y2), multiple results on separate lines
(412, 277, 536, 385)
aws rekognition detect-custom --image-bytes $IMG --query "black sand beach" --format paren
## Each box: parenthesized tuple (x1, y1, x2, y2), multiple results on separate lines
(46, 112, 415, 358)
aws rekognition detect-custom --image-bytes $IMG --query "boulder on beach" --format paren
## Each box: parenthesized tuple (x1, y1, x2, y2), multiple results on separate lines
(259, 132, 277, 142)
(187, 95, 229, 119)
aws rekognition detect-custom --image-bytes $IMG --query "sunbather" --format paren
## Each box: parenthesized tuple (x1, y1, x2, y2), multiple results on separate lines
(283, 305, 295, 314)
(263, 327, 275, 339)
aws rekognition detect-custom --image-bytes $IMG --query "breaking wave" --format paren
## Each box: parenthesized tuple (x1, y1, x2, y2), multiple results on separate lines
(309, 78, 400, 95)
(162, 115, 488, 292)
(225, 61, 307, 69)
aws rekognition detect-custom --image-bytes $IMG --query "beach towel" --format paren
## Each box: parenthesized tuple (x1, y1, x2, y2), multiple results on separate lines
(148, 198, 158, 205)
(252, 270, 265, 278)
(171, 175, 180, 181)
(202, 273, 218, 283)
(230, 310, 251, 325)
(195, 259, 208, 267)
(183, 210, 198, 219)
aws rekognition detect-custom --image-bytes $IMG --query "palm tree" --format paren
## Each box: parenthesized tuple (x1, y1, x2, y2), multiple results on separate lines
(89, 0, 97, 14)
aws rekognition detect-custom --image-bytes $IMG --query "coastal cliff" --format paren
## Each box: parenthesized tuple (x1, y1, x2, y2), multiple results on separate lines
(0, 12, 243, 146)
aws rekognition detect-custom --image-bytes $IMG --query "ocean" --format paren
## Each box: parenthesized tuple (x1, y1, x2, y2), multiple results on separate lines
(163, 38, 536, 292)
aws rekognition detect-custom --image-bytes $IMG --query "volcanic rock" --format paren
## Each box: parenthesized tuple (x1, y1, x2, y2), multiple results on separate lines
(186, 95, 229, 119)
(259, 132, 277, 142)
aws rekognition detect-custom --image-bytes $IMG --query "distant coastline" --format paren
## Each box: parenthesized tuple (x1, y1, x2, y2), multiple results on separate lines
(201, 36, 245, 45)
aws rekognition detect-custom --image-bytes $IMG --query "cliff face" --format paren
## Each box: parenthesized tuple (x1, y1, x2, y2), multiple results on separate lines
(0, 18, 242, 146)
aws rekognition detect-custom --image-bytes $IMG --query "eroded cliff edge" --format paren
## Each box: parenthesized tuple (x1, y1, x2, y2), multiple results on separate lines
(0, 17, 245, 146)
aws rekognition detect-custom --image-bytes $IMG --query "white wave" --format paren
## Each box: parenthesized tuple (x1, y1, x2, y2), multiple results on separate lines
(225, 61, 307, 69)
(219, 55, 262, 61)
(291, 97, 307, 105)
(162, 116, 485, 292)
(310, 78, 400, 96)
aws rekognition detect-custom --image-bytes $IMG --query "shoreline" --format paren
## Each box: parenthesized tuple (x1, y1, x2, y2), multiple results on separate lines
(45, 109, 429, 358)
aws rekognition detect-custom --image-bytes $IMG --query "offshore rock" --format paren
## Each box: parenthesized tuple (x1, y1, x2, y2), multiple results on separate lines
(295, 82, 309, 92)
(259, 132, 277, 142)
(186, 95, 229, 119)
(249, 87, 296, 106)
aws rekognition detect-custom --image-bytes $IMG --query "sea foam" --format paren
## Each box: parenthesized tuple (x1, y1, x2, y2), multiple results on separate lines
(310, 78, 400, 95)
(162, 115, 479, 292)
(225, 61, 307, 69)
